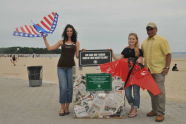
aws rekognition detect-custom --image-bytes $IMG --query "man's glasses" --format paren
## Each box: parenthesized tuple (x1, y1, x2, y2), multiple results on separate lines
(146, 27, 154, 31)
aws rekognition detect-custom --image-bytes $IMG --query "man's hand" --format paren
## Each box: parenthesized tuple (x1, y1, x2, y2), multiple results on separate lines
(161, 68, 169, 75)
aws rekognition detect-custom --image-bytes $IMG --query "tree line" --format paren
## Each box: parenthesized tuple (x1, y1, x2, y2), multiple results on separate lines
(0, 47, 61, 54)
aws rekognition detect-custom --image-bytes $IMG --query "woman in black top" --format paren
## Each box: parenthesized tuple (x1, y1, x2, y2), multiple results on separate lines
(43, 24, 80, 116)
(112, 33, 143, 118)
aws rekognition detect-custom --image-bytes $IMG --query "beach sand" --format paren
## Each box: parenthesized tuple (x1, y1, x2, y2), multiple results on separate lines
(0, 56, 186, 123)
(0, 57, 186, 103)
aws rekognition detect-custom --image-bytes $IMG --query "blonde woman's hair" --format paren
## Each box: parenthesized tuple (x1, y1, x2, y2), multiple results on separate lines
(128, 33, 140, 57)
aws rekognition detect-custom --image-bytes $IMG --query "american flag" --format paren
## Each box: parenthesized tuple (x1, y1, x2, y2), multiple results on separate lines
(13, 12, 59, 38)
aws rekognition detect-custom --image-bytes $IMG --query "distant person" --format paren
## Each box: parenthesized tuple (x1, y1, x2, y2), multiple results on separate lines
(10, 55, 17, 66)
(43, 24, 80, 116)
(172, 64, 179, 71)
(142, 22, 171, 122)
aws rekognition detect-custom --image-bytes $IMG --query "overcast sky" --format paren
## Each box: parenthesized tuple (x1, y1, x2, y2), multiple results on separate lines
(0, 0, 186, 53)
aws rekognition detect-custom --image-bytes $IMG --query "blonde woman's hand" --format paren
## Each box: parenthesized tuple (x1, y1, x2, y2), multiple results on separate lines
(137, 57, 143, 64)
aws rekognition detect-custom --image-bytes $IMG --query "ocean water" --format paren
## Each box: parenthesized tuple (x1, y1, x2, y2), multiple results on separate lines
(172, 53, 186, 59)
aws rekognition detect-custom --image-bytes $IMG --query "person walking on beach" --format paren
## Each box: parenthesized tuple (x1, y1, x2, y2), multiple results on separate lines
(111, 33, 143, 118)
(142, 22, 171, 122)
(43, 24, 80, 116)
(10, 55, 17, 66)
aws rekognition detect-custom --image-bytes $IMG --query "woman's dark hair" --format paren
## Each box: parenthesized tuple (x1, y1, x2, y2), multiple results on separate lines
(62, 24, 77, 43)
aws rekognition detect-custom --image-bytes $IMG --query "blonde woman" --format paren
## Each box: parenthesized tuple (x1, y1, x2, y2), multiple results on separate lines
(112, 33, 143, 118)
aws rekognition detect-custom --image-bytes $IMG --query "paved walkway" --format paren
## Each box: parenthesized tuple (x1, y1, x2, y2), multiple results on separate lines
(0, 77, 186, 124)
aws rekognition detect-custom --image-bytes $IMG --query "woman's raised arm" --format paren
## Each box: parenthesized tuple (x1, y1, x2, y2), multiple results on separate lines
(43, 36, 63, 51)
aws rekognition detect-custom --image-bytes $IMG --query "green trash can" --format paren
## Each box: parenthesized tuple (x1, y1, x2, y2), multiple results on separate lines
(27, 66, 43, 87)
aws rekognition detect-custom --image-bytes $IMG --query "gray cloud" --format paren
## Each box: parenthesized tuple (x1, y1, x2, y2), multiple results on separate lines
(0, 0, 186, 53)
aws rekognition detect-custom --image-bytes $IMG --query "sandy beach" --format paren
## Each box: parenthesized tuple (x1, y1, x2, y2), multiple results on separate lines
(0, 56, 186, 103)
(0, 56, 186, 124)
